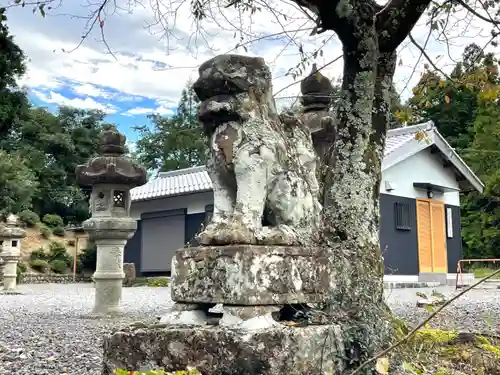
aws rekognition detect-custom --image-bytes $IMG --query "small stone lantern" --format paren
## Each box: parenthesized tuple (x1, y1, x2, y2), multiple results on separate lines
(0, 214, 26, 291)
(76, 126, 147, 314)
(299, 63, 336, 162)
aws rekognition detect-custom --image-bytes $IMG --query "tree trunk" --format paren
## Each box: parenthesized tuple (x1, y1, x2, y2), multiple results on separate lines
(319, 15, 396, 369)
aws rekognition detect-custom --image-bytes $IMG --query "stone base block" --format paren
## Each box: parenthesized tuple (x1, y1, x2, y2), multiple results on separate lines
(171, 245, 335, 305)
(102, 323, 345, 375)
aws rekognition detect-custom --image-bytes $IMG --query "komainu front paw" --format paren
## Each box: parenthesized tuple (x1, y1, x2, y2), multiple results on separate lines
(197, 220, 258, 245)
(257, 225, 299, 246)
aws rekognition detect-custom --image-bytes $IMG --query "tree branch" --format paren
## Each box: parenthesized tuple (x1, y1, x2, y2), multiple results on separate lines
(409, 33, 452, 81)
(377, 0, 432, 52)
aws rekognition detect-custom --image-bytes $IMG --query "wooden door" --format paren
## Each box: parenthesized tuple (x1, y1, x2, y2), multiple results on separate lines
(416, 199, 448, 273)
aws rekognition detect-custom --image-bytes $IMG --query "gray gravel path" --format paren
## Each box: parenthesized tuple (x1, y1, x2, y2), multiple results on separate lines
(0, 284, 499, 375)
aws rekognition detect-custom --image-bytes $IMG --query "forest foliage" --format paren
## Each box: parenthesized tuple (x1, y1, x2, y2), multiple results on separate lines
(0, 8, 499, 260)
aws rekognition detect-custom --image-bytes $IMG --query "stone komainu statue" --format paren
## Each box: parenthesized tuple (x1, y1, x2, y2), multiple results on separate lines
(192, 54, 322, 246)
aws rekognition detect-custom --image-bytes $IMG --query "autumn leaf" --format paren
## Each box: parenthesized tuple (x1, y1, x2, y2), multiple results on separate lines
(375, 357, 390, 374)
(438, 81, 445, 88)
(415, 131, 424, 141)
(284, 321, 297, 326)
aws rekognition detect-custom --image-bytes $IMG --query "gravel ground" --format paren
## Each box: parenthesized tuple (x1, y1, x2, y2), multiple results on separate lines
(0, 284, 499, 375)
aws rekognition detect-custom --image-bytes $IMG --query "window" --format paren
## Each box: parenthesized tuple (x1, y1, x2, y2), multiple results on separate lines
(12, 240, 18, 247)
(446, 207, 453, 238)
(394, 202, 411, 230)
(113, 190, 125, 208)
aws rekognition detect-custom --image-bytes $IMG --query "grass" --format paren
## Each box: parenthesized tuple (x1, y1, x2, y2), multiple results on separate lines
(127, 277, 170, 287)
(391, 323, 500, 375)
(471, 267, 500, 280)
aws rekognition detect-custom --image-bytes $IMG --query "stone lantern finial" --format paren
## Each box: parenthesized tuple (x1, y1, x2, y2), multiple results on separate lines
(300, 63, 334, 112)
(75, 127, 147, 315)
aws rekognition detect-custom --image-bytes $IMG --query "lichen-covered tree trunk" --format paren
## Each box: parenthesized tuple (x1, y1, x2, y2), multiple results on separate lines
(323, 19, 387, 302)
(320, 11, 397, 368)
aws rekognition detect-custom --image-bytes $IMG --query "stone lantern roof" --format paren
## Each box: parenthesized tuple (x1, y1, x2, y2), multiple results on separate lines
(0, 214, 26, 239)
(75, 126, 147, 188)
(300, 63, 334, 112)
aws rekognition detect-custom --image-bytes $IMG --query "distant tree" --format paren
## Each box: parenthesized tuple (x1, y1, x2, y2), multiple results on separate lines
(0, 150, 38, 215)
(134, 83, 206, 173)
(0, 8, 29, 138)
(1, 106, 107, 223)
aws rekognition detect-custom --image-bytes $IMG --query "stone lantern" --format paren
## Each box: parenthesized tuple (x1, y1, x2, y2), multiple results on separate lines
(76, 126, 147, 315)
(0, 214, 26, 291)
(299, 63, 336, 163)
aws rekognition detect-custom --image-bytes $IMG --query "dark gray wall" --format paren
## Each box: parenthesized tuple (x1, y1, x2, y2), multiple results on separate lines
(446, 204, 462, 273)
(124, 220, 142, 273)
(380, 194, 420, 275)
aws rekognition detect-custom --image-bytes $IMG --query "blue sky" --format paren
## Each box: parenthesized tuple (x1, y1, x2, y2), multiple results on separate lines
(4, 0, 495, 144)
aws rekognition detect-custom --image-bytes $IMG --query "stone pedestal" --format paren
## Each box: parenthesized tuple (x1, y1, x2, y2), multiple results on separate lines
(102, 323, 345, 375)
(86, 227, 136, 314)
(76, 126, 147, 315)
(171, 245, 336, 306)
(0, 214, 26, 291)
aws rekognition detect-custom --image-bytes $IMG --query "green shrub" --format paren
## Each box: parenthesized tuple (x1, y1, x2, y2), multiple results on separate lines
(30, 248, 47, 261)
(29, 259, 50, 273)
(48, 241, 71, 266)
(70, 257, 83, 274)
(40, 225, 51, 239)
(16, 262, 27, 283)
(17, 262, 27, 273)
(50, 259, 68, 274)
(18, 210, 40, 227)
(42, 213, 64, 228)
(79, 243, 97, 271)
(52, 226, 65, 237)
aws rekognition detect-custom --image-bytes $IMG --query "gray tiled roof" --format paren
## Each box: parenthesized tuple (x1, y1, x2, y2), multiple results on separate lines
(129, 121, 455, 201)
(131, 166, 212, 201)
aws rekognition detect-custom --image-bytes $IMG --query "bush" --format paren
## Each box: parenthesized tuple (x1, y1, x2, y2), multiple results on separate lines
(17, 262, 27, 273)
(18, 210, 40, 227)
(50, 259, 68, 274)
(48, 241, 71, 266)
(16, 262, 27, 283)
(79, 243, 97, 271)
(52, 226, 65, 237)
(29, 259, 50, 273)
(70, 257, 83, 274)
(42, 213, 64, 228)
(30, 248, 47, 261)
(40, 225, 51, 239)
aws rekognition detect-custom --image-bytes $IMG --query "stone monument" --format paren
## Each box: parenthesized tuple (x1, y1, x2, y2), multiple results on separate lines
(0, 214, 26, 291)
(102, 55, 345, 375)
(76, 126, 147, 315)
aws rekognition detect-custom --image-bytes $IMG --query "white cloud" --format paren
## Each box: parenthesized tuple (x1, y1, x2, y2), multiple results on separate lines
(32, 90, 118, 114)
(72, 83, 113, 98)
(123, 106, 175, 116)
(5, 0, 497, 112)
